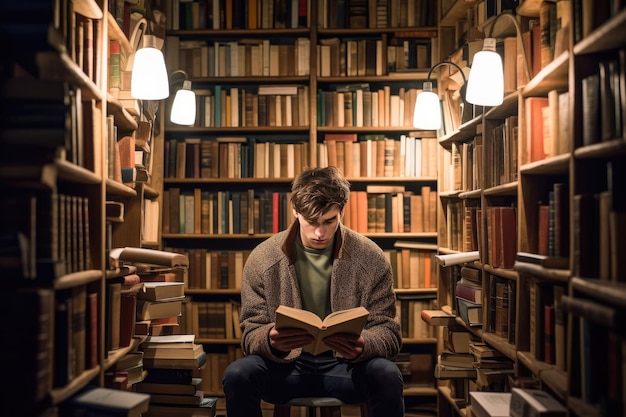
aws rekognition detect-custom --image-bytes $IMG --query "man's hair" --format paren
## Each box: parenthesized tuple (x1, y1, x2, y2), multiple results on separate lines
(290, 166, 351, 222)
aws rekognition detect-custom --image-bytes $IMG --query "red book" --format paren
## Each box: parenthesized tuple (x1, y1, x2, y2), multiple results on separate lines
(525, 96, 549, 163)
(543, 304, 555, 364)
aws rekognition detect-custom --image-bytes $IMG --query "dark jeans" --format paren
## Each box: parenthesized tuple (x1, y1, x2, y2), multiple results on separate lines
(222, 352, 405, 417)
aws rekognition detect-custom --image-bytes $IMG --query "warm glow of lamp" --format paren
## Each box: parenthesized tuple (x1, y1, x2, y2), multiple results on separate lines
(170, 80, 196, 125)
(413, 82, 442, 130)
(413, 61, 467, 130)
(465, 11, 531, 106)
(465, 38, 503, 106)
(131, 35, 169, 100)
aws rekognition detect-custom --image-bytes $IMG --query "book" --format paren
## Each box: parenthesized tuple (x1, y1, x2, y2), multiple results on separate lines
(141, 334, 196, 347)
(136, 297, 185, 321)
(274, 305, 369, 355)
(144, 396, 218, 417)
(515, 252, 569, 270)
(510, 388, 567, 417)
(438, 351, 474, 368)
(109, 247, 189, 269)
(135, 378, 202, 396)
(142, 343, 205, 360)
(470, 392, 512, 417)
(143, 349, 208, 370)
(138, 282, 185, 301)
(434, 363, 477, 379)
(456, 297, 482, 327)
(455, 279, 483, 303)
(445, 328, 476, 353)
(420, 309, 456, 326)
(69, 386, 150, 417)
(149, 390, 205, 406)
(142, 367, 197, 385)
(434, 251, 480, 266)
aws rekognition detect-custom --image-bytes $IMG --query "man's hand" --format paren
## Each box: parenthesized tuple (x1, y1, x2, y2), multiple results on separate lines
(269, 326, 314, 352)
(323, 332, 364, 359)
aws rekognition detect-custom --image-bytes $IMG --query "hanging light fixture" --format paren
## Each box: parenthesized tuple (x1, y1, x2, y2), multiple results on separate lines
(465, 11, 531, 106)
(413, 61, 467, 130)
(169, 71, 196, 126)
(131, 35, 169, 100)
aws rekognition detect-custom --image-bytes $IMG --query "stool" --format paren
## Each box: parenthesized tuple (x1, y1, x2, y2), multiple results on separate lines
(272, 397, 368, 417)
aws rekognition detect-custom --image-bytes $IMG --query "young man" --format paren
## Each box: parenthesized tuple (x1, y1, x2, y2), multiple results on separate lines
(222, 166, 404, 417)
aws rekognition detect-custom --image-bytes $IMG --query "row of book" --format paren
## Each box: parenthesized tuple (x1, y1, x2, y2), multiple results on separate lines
(167, 0, 307, 30)
(1, 78, 98, 170)
(318, 0, 438, 29)
(318, 37, 432, 77)
(317, 85, 425, 128)
(161, 187, 436, 238)
(166, 243, 437, 293)
(163, 134, 438, 180)
(163, 137, 310, 180)
(3, 190, 92, 281)
(323, 134, 439, 179)
(171, 37, 311, 78)
(174, 85, 310, 128)
(171, 82, 441, 130)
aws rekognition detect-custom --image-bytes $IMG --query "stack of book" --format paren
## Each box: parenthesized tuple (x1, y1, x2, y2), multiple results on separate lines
(469, 342, 514, 391)
(137, 334, 217, 416)
(105, 351, 147, 391)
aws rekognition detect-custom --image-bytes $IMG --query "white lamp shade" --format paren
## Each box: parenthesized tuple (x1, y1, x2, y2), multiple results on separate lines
(413, 90, 442, 130)
(170, 81, 196, 125)
(465, 38, 504, 106)
(131, 36, 169, 100)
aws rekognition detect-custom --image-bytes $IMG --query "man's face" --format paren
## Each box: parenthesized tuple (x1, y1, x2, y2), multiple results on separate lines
(295, 206, 342, 249)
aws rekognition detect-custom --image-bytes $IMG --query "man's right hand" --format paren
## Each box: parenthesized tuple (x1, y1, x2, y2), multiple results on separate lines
(269, 326, 314, 352)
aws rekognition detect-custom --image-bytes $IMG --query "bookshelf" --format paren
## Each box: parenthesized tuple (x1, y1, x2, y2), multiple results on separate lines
(431, 1, 626, 416)
(161, 0, 442, 414)
(0, 0, 169, 415)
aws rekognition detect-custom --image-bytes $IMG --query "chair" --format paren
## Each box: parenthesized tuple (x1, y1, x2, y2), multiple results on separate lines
(272, 396, 368, 417)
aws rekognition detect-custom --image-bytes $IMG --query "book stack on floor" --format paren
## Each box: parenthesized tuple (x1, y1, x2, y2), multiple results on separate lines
(137, 334, 217, 417)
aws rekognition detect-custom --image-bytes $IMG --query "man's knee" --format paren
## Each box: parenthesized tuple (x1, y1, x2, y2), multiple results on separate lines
(363, 358, 403, 386)
(223, 355, 260, 388)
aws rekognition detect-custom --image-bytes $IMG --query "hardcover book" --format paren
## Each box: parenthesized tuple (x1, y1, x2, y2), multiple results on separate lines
(135, 377, 202, 396)
(456, 297, 482, 327)
(274, 305, 369, 355)
(138, 282, 185, 301)
(70, 386, 150, 417)
(420, 309, 456, 326)
(136, 297, 184, 321)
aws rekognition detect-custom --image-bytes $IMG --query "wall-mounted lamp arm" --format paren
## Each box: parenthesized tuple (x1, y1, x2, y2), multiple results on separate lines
(486, 11, 532, 85)
(426, 61, 468, 85)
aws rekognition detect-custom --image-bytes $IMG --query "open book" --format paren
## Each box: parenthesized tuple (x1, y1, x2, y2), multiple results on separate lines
(275, 305, 369, 355)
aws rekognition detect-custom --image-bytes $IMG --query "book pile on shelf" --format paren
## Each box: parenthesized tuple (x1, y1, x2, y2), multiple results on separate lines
(454, 265, 484, 328)
(137, 334, 217, 417)
(469, 342, 514, 392)
(105, 351, 147, 391)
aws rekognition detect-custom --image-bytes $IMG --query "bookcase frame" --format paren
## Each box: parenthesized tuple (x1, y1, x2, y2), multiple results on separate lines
(433, 1, 626, 417)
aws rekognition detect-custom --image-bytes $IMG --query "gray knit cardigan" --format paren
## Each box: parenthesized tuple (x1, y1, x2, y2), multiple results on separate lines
(239, 220, 402, 363)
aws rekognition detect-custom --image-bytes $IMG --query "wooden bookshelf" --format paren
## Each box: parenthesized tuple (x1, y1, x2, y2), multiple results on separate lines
(431, 1, 626, 416)
(161, 1, 442, 413)
(1, 1, 169, 415)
